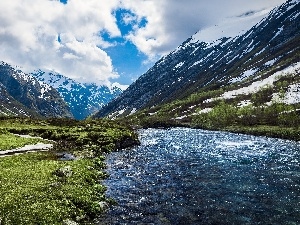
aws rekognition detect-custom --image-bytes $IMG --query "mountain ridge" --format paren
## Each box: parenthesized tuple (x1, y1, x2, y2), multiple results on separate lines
(0, 62, 73, 118)
(31, 70, 122, 120)
(93, 0, 300, 119)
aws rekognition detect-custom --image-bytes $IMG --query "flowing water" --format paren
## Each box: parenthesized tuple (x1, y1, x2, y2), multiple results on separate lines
(97, 128, 300, 225)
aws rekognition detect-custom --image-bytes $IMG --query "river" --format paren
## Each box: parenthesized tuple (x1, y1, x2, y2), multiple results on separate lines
(97, 128, 300, 225)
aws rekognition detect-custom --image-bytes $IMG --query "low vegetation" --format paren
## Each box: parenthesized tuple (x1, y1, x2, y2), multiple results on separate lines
(0, 117, 139, 224)
(0, 131, 43, 151)
(123, 69, 300, 141)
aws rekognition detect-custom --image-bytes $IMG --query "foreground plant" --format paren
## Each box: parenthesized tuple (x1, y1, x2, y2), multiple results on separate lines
(0, 117, 139, 224)
(0, 131, 42, 151)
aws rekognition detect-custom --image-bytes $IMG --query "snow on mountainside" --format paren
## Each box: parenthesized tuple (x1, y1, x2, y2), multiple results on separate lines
(94, 0, 300, 119)
(31, 70, 122, 120)
(0, 62, 72, 118)
(0, 82, 38, 117)
(203, 62, 300, 103)
(187, 7, 274, 47)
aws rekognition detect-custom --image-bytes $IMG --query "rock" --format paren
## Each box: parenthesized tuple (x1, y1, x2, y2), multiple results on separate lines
(98, 201, 109, 211)
(57, 152, 77, 161)
(115, 136, 140, 149)
(53, 166, 72, 178)
(63, 219, 78, 225)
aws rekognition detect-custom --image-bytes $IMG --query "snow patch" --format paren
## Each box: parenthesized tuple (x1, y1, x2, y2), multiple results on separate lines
(223, 62, 300, 99)
(254, 47, 267, 57)
(205, 62, 300, 103)
(39, 82, 52, 99)
(284, 83, 300, 104)
(118, 109, 125, 115)
(238, 100, 252, 107)
(174, 62, 184, 69)
(270, 26, 284, 41)
(197, 108, 213, 114)
(129, 108, 137, 115)
(229, 68, 258, 84)
(175, 115, 187, 120)
(189, 59, 204, 69)
(264, 59, 277, 66)
(190, 7, 273, 44)
(291, 12, 300, 20)
(111, 82, 128, 91)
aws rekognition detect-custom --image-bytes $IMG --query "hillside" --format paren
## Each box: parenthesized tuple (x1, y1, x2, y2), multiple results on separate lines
(0, 62, 73, 118)
(0, 82, 40, 117)
(31, 70, 122, 120)
(127, 62, 300, 132)
(94, 0, 300, 120)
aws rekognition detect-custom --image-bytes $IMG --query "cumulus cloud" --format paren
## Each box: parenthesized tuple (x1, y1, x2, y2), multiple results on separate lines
(121, 0, 286, 60)
(0, 0, 287, 85)
(0, 0, 120, 85)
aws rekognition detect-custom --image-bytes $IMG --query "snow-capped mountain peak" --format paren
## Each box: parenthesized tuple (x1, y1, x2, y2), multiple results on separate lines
(94, 0, 300, 118)
(31, 70, 123, 119)
(0, 62, 72, 118)
(190, 6, 276, 45)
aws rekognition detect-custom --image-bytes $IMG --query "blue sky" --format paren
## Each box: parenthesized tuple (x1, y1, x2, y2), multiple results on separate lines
(0, 0, 287, 88)
(102, 8, 149, 85)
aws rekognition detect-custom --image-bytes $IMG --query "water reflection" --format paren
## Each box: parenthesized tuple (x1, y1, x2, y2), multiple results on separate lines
(97, 128, 300, 225)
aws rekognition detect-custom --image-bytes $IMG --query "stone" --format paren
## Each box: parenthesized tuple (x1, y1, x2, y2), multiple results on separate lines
(53, 166, 72, 178)
(63, 219, 78, 225)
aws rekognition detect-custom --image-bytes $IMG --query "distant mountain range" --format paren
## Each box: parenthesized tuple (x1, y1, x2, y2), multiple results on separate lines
(0, 64, 122, 119)
(31, 70, 122, 120)
(94, 0, 300, 120)
(1, 0, 299, 123)
(0, 62, 72, 118)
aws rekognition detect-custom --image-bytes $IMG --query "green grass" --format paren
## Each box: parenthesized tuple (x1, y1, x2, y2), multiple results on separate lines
(0, 152, 108, 224)
(224, 125, 300, 141)
(0, 133, 42, 150)
(0, 117, 140, 224)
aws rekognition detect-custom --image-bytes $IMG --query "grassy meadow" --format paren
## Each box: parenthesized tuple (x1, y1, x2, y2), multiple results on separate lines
(0, 117, 139, 224)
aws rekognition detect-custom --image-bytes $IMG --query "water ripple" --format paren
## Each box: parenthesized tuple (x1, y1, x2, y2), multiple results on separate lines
(97, 128, 300, 225)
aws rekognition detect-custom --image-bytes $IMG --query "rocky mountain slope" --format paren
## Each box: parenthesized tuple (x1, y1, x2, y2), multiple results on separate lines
(31, 70, 122, 120)
(0, 62, 73, 118)
(0, 82, 39, 117)
(94, 0, 300, 119)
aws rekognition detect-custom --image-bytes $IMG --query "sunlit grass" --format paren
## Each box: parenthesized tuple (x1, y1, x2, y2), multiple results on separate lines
(0, 152, 108, 224)
(0, 117, 139, 224)
(0, 133, 42, 150)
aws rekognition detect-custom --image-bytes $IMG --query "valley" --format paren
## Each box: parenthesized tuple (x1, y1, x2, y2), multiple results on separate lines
(0, 0, 299, 224)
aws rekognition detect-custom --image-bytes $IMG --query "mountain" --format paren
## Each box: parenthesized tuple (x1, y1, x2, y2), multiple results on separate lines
(94, 0, 300, 119)
(0, 62, 73, 118)
(0, 82, 40, 117)
(31, 70, 122, 120)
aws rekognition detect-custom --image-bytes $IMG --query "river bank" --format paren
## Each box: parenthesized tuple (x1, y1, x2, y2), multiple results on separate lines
(131, 119, 300, 142)
(1, 117, 298, 224)
(223, 125, 300, 142)
(0, 117, 139, 225)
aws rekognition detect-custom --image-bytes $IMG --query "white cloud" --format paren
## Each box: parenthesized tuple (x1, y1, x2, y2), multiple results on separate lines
(0, 0, 287, 85)
(0, 0, 120, 85)
(121, 0, 287, 60)
(122, 13, 138, 26)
